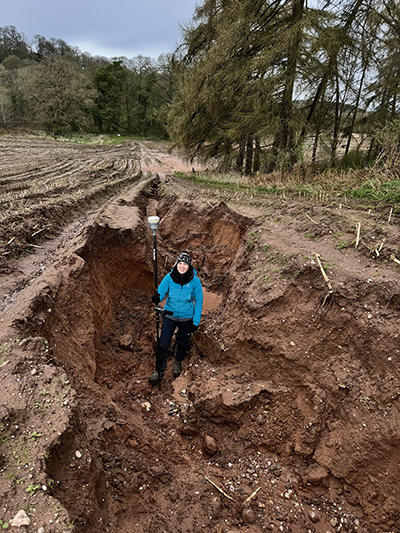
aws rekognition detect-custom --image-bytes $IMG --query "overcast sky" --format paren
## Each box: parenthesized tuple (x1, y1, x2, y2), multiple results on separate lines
(1, 0, 200, 58)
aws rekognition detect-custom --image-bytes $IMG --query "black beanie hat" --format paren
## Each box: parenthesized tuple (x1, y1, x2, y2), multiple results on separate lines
(177, 251, 191, 266)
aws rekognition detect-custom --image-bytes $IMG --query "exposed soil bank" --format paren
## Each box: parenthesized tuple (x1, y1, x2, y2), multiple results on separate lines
(1, 175, 399, 532)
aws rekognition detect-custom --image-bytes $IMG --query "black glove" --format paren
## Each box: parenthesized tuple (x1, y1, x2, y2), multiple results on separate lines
(191, 322, 199, 333)
(152, 293, 160, 304)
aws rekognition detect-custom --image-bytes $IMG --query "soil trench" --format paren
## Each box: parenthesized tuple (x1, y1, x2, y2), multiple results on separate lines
(1, 176, 399, 533)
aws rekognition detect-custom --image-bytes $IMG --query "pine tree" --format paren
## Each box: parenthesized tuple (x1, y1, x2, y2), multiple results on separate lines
(270, 0, 305, 170)
(169, 0, 285, 173)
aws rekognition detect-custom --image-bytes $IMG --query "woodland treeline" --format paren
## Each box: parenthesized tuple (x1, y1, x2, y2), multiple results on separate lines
(0, 26, 173, 138)
(169, 0, 400, 173)
(1, 0, 400, 173)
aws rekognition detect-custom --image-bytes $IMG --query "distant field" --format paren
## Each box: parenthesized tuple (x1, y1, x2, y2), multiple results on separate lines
(0, 136, 142, 271)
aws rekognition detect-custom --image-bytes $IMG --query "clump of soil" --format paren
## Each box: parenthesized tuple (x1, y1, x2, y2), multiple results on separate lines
(0, 146, 399, 533)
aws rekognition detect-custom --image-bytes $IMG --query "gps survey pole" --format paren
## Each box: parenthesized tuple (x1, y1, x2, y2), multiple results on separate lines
(148, 216, 163, 389)
(148, 216, 160, 342)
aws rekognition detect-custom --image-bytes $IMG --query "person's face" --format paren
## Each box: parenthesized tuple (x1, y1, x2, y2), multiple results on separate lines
(177, 261, 189, 274)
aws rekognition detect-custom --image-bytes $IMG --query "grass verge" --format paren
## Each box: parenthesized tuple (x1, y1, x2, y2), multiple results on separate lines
(175, 171, 400, 210)
(57, 133, 170, 145)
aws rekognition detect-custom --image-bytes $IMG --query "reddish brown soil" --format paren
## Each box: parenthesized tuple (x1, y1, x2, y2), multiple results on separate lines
(0, 139, 399, 533)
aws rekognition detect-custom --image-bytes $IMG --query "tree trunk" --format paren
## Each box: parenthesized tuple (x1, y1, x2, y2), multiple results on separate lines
(297, 0, 364, 149)
(298, 73, 329, 152)
(345, 61, 367, 156)
(312, 113, 322, 169)
(367, 137, 375, 159)
(235, 139, 246, 173)
(244, 137, 254, 175)
(222, 140, 232, 172)
(253, 138, 261, 173)
(391, 94, 397, 119)
(368, 90, 388, 159)
(0, 102, 6, 126)
(312, 93, 326, 168)
(330, 70, 340, 165)
(271, 0, 304, 167)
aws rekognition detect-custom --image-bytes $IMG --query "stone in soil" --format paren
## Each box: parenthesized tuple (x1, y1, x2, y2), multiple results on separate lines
(180, 424, 199, 436)
(302, 465, 329, 484)
(203, 434, 218, 455)
(242, 508, 258, 524)
(10, 509, 30, 527)
(309, 510, 320, 523)
(119, 334, 134, 349)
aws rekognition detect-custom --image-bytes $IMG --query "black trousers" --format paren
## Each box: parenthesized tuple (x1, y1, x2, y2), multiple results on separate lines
(156, 317, 192, 373)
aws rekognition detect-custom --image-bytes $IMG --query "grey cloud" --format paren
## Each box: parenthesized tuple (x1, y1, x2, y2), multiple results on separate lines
(0, 0, 199, 57)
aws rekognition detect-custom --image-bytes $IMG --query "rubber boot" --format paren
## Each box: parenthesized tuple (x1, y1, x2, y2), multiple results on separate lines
(149, 370, 162, 385)
(172, 359, 182, 378)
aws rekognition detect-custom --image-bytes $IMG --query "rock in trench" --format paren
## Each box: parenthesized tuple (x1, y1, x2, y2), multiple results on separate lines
(180, 424, 199, 436)
(309, 510, 320, 523)
(302, 465, 329, 484)
(10, 509, 30, 527)
(119, 334, 134, 350)
(203, 435, 218, 455)
(242, 508, 257, 524)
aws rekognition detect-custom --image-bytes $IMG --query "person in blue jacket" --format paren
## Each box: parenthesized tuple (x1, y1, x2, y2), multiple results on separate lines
(149, 251, 203, 385)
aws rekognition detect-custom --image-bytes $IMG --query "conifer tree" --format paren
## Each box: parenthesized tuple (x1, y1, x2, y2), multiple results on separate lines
(169, 0, 285, 173)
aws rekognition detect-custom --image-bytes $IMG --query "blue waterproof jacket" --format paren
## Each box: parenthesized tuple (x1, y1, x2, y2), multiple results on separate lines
(158, 268, 203, 326)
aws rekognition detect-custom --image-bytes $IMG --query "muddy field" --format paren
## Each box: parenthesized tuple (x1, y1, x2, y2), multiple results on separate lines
(0, 137, 399, 533)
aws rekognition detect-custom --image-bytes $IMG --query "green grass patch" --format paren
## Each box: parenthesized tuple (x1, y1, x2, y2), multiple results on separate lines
(12, 446, 30, 466)
(332, 150, 374, 171)
(175, 171, 283, 195)
(247, 230, 262, 249)
(264, 249, 292, 266)
(57, 133, 170, 145)
(29, 431, 42, 442)
(5, 472, 24, 485)
(26, 484, 40, 496)
(322, 260, 333, 270)
(336, 240, 350, 250)
(349, 178, 400, 204)
(175, 170, 400, 208)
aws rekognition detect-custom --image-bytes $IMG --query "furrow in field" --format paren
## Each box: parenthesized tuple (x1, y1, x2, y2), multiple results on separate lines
(0, 160, 136, 219)
(0, 171, 141, 270)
